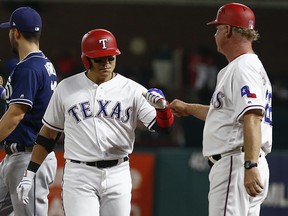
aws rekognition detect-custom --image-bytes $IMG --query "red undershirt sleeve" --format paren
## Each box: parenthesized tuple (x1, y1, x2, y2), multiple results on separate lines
(156, 104, 174, 128)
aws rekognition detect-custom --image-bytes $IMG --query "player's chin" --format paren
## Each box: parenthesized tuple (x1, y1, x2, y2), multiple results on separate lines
(100, 69, 113, 77)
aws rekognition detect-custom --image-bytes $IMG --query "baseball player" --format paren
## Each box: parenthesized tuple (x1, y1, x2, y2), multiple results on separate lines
(0, 7, 58, 216)
(16, 29, 174, 216)
(168, 3, 272, 216)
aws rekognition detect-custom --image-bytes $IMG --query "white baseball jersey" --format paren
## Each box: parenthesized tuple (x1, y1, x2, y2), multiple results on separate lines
(42, 72, 156, 161)
(203, 54, 272, 157)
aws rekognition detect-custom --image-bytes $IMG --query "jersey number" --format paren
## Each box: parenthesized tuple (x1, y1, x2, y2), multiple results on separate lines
(51, 81, 57, 92)
(264, 90, 272, 126)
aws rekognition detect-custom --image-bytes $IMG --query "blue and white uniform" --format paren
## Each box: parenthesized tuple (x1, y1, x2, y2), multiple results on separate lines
(0, 51, 58, 216)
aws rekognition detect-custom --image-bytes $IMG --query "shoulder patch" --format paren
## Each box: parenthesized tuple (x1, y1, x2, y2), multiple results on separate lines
(241, 85, 256, 98)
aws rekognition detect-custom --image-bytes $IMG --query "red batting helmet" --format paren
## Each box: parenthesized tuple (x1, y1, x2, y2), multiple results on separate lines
(207, 3, 255, 29)
(81, 29, 121, 69)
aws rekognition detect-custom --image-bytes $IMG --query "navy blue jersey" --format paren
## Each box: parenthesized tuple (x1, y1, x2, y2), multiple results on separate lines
(4, 51, 57, 146)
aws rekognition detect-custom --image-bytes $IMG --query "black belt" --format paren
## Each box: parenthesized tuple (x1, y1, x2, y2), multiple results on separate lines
(3, 142, 33, 155)
(69, 156, 129, 169)
(208, 147, 245, 168)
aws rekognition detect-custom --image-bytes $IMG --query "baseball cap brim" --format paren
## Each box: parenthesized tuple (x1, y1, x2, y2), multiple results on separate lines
(0, 22, 11, 29)
(207, 20, 219, 25)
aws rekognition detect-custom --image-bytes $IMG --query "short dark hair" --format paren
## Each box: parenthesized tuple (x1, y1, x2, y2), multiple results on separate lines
(20, 30, 41, 43)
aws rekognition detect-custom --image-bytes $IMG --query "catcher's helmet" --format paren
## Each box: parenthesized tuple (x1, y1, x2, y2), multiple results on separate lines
(81, 29, 121, 69)
(207, 3, 255, 29)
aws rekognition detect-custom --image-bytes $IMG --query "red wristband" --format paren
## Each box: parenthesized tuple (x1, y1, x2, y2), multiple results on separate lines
(156, 107, 174, 128)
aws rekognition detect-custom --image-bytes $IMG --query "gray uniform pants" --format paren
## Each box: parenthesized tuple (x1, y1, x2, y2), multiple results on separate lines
(0, 151, 57, 216)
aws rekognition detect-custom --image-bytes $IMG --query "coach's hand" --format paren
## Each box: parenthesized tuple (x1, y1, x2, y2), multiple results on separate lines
(0, 75, 4, 86)
(17, 170, 35, 205)
(244, 168, 264, 197)
(142, 88, 167, 109)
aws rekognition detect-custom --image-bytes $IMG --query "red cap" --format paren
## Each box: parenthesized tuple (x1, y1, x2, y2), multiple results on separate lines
(207, 3, 255, 29)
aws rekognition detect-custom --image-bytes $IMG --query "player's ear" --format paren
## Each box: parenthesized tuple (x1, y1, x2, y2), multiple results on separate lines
(10, 28, 21, 40)
(225, 25, 233, 38)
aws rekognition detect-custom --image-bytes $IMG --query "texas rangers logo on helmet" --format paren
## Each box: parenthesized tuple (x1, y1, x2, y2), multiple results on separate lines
(99, 39, 108, 49)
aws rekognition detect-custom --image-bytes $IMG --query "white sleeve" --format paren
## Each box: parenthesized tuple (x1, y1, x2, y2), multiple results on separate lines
(42, 84, 65, 132)
(233, 64, 265, 121)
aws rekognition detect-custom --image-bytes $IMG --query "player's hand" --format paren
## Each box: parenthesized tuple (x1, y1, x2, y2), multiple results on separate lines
(17, 170, 35, 205)
(0, 76, 6, 99)
(168, 99, 190, 117)
(0, 76, 4, 86)
(142, 88, 167, 109)
(244, 168, 264, 197)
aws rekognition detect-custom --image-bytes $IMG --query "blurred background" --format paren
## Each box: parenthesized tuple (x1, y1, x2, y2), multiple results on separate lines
(0, 0, 287, 215)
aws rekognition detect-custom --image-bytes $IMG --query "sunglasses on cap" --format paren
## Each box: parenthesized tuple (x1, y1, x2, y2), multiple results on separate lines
(92, 57, 115, 64)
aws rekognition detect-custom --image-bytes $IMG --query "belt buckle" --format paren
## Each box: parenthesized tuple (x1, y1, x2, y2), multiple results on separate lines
(97, 159, 118, 168)
(70, 157, 128, 168)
